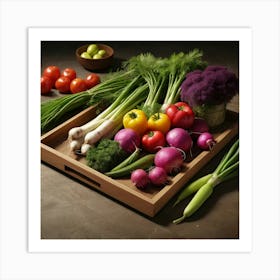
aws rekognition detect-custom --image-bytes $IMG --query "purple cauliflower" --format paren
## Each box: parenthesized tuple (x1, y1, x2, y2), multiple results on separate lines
(180, 66, 239, 107)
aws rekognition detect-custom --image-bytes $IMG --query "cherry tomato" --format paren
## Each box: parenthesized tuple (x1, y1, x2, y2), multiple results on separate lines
(147, 113, 171, 134)
(43, 65, 60, 87)
(55, 76, 71, 93)
(123, 109, 148, 135)
(165, 102, 195, 129)
(142, 130, 166, 153)
(61, 68, 76, 81)
(85, 73, 100, 89)
(70, 78, 87, 94)
(41, 76, 52, 95)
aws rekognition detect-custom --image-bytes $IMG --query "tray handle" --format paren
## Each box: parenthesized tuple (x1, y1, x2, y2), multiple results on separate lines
(64, 165, 101, 189)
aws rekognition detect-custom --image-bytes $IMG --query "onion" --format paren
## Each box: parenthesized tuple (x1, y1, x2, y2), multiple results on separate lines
(197, 132, 216, 150)
(114, 128, 140, 153)
(148, 166, 168, 187)
(166, 128, 193, 153)
(154, 147, 184, 174)
(190, 118, 209, 139)
(131, 169, 150, 189)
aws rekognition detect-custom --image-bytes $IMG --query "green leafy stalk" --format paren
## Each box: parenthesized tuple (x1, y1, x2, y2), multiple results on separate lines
(213, 139, 239, 175)
(216, 161, 239, 183)
(173, 139, 239, 223)
(41, 92, 91, 133)
(124, 53, 167, 117)
(161, 49, 207, 112)
(41, 70, 137, 134)
(88, 70, 138, 105)
(105, 83, 149, 125)
(82, 76, 145, 132)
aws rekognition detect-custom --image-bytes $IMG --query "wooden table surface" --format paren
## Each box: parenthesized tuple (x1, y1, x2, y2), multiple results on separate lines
(41, 41, 239, 239)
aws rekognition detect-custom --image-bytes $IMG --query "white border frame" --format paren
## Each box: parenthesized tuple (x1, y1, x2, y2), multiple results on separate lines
(1, 0, 280, 279)
(28, 27, 252, 253)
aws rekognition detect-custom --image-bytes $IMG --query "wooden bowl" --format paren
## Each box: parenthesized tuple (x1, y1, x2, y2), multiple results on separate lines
(76, 44, 114, 71)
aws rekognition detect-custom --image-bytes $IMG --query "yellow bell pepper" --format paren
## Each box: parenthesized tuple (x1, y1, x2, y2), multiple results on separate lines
(123, 109, 148, 135)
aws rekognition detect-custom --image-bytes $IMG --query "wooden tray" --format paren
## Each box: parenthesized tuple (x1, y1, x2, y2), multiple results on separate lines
(41, 106, 239, 217)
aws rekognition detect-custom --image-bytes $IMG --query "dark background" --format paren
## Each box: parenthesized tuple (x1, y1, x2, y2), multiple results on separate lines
(41, 40, 239, 73)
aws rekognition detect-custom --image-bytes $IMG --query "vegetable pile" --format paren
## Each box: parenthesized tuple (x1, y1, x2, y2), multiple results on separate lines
(84, 98, 219, 190)
(41, 47, 239, 220)
(41, 49, 206, 133)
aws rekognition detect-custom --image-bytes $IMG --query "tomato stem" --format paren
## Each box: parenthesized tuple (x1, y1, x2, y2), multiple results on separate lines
(152, 112, 160, 121)
(129, 112, 138, 119)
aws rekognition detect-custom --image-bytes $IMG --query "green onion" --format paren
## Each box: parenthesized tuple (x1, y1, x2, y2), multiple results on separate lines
(68, 76, 149, 154)
(173, 139, 239, 224)
(41, 92, 91, 133)
(81, 83, 148, 154)
(41, 70, 136, 134)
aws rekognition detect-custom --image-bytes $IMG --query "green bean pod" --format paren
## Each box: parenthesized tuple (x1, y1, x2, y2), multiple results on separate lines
(173, 181, 214, 224)
(110, 147, 141, 172)
(173, 173, 212, 207)
(105, 154, 155, 179)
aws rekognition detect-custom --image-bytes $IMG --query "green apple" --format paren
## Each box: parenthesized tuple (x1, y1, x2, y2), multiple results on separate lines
(98, 49, 106, 57)
(86, 44, 99, 56)
(93, 53, 102, 59)
(81, 52, 92, 59)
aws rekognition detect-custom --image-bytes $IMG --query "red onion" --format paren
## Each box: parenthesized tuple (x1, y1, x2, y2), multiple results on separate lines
(148, 166, 168, 187)
(190, 118, 209, 139)
(197, 132, 216, 150)
(114, 128, 140, 153)
(131, 169, 150, 189)
(166, 128, 193, 153)
(154, 147, 184, 174)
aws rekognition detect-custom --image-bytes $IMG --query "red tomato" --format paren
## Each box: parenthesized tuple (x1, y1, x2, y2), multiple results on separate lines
(43, 66, 61, 87)
(41, 76, 52, 95)
(141, 130, 166, 153)
(165, 102, 195, 129)
(61, 68, 76, 81)
(70, 78, 87, 94)
(85, 73, 100, 89)
(55, 76, 71, 93)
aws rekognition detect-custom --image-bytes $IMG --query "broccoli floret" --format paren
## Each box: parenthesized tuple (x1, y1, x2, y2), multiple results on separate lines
(86, 139, 128, 173)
